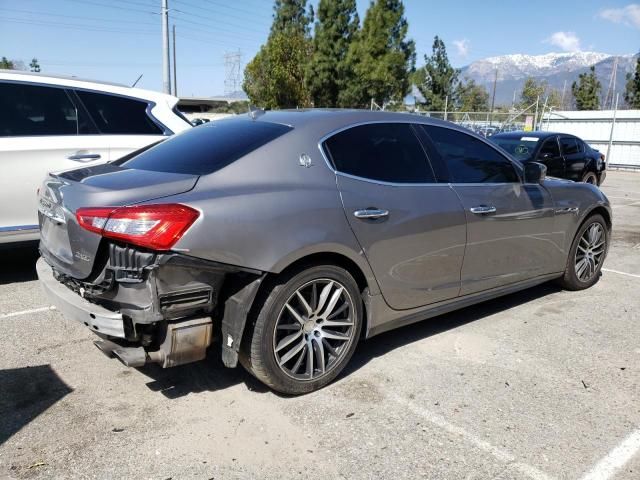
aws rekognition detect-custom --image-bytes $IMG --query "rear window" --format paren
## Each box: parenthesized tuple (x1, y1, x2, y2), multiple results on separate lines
(118, 119, 293, 175)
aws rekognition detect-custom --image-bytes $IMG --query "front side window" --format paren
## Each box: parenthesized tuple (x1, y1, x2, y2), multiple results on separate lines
(560, 137, 579, 155)
(0, 82, 90, 137)
(323, 123, 435, 183)
(538, 137, 560, 159)
(75, 90, 164, 135)
(423, 125, 519, 183)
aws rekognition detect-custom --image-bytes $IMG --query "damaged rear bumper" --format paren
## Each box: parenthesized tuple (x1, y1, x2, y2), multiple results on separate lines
(37, 257, 126, 338)
(36, 244, 266, 369)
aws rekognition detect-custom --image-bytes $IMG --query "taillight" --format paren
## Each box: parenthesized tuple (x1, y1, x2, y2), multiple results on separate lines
(76, 204, 200, 250)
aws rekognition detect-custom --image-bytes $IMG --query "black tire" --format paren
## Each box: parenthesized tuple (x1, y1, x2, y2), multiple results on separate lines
(582, 171, 598, 185)
(241, 265, 363, 395)
(557, 214, 608, 291)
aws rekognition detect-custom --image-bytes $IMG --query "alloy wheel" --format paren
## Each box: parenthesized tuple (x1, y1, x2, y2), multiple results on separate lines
(575, 222, 606, 282)
(273, 279, 355, 381)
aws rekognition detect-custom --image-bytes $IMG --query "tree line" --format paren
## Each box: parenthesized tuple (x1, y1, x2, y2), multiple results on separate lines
(244, 0, 640, 112)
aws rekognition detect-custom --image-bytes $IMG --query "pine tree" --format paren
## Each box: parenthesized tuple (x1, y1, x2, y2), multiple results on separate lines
(338, 0, 415, 108)
(624, 57, 640, 109)
(454, 78, 488, 112)
(520, 77, 545, 108)
(29, 58, 40, 73)
(571, 66, 601, 110)
(0, 57, 14, 69)
(306, 0, 359, 107)
(243, 0, 313, 108)
(271, 0, 313, 36)
(415, 36, 458, 111)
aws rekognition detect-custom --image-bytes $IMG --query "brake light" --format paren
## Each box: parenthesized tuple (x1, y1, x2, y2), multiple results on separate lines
(76, 204, 200, 250)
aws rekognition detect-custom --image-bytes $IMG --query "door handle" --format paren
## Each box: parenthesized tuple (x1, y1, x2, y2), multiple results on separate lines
(68, 153, 101, 162)
(353, 209, 389, 220)
(469, 205, 497, 215)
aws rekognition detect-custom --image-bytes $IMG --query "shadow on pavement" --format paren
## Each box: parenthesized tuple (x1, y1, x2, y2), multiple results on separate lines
(0, 242, 39, 285)
(138, 282, 561, 399)
(344, 281, 562, 378)
(139, 342, 269, 399)
(0, 364, 73, 445)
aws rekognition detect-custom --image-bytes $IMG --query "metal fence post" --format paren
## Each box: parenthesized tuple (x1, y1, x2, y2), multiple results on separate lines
(606, 93, 619, 163)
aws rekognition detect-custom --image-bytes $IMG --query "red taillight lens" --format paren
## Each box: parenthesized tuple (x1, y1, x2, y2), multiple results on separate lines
(76, 204, 200, 250)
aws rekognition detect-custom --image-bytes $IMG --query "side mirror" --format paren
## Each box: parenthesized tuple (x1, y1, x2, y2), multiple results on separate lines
(524, 162, 547, 184)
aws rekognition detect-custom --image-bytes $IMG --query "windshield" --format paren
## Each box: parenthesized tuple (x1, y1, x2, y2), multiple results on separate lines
(490, 136, 540, 161)
(118, 119, 293, 175)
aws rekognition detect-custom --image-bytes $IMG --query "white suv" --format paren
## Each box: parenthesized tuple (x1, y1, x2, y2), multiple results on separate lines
(0, 70, 192, 244)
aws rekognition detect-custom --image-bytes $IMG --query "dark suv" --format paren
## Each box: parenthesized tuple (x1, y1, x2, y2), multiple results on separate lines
(491, 131, 606, 185)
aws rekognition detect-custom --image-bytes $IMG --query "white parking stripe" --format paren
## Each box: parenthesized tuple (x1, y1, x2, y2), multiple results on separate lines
(0, 306, 55, 319)
(614, 201, 640, 208)
(579, 429, 640, 480)
(603, 268, 640, 279)
(389, 392, 553, 480)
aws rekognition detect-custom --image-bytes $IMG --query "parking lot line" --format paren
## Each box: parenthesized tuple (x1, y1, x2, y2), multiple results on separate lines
(0, 306, 55, 319)
(579, 429, 640, 480)
(389, 392, 553, 480)
(603, 268, 640, 279)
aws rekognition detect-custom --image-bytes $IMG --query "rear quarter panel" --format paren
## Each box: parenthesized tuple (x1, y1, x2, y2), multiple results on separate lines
(168, 129, 380, 295)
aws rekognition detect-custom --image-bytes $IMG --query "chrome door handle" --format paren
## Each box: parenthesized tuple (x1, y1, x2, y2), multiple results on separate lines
(469, 205, 497, 215)
(68, 153, 101, 161)
(353, 209, 389, 219)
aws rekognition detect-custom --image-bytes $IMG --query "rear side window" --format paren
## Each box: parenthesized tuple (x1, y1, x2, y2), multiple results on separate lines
(538, 137, 560, 158)
(323, 123, 435, 183)
(0, 82, 92, 136)
(560, 137, 579, 155)
(423, 125, 519, 183)
(118, 119, 292, 175)
(75, 90, 163, 135)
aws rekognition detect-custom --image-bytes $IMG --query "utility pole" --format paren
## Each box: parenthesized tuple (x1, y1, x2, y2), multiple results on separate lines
(489, 68, 498, 126)
(172, 24, 177, 96)
(606, 93, 619, 163)
(560, 79, 567, 110)
(161, 0, 171, 94)
(604, 57, 618, 109)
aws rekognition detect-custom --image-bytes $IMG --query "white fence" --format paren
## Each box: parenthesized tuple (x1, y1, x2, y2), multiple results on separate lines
(540, 110, 640, 168)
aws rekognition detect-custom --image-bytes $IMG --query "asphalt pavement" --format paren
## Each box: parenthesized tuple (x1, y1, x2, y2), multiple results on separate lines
(1, 171, 639, 480)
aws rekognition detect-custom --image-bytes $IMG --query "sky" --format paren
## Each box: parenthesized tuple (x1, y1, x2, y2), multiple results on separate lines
(1, 0, 639, 97)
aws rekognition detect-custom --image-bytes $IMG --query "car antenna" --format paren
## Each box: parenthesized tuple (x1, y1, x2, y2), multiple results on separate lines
(131, 73, 143, 88)
(248, 105, 265, 121)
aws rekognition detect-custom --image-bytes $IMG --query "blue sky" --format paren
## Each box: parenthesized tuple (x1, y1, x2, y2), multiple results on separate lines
(1, 0, 638, 97)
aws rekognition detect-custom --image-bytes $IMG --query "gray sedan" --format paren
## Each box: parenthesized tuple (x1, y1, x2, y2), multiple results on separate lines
(36, 110, 611, 394)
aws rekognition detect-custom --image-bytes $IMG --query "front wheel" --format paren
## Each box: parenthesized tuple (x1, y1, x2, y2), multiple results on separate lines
(582, 171, 598, 185)
(242, 265, 363, 395)
(557, 214, 608, 290)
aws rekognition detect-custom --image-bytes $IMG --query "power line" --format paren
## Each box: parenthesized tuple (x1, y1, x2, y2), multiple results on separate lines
(171, 15, 265, 43)
(171, 19, 262, 46)
(0, 7, 157, 26)
(0, 16, 157, 35)
(61, 0, 157, 16)
(201, 0, 274, 19)
(173, 0, 270, 26)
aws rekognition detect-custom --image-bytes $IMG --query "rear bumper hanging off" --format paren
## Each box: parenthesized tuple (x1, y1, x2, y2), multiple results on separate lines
(37, 257, 126, 338)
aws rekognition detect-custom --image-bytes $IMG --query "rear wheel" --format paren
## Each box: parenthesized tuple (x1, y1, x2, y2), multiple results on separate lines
(242, 265, 362, 395)
(582, 171, 598, 185)
(557, 214, 608, 290)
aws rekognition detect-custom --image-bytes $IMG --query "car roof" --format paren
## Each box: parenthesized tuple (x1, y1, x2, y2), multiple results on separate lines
(247, 108, 473, 139)
(0, 69, 178, 106)
(491, 131, 568, 140)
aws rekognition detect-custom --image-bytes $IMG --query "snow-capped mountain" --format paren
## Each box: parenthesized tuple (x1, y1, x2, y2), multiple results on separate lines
(459, 51, 638, 105)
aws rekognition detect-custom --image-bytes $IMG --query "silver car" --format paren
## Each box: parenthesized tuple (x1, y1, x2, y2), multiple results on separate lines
(36, 110, 611, 394)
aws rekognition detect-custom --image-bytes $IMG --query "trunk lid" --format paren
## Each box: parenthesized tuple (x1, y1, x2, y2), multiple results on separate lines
(38, 163, 198, 279)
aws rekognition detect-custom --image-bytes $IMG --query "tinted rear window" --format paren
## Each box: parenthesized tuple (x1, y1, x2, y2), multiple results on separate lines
(118, 119, 292, 175)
